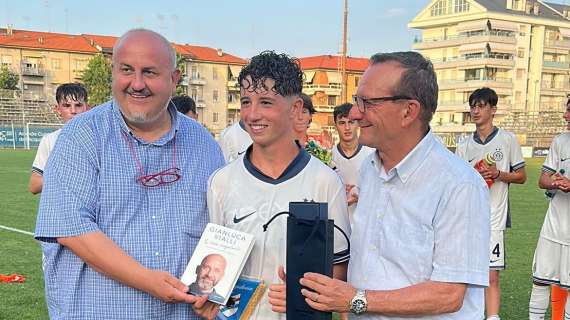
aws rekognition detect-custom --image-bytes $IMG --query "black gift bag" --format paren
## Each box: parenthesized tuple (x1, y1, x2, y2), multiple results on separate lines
(263, 202, 349, 320)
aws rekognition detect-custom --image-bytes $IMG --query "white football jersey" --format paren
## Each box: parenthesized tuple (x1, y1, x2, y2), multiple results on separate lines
(208, 147, 351, 320)
(331, 144, 375, 219)
(218, 121, 252, 163)
(455, 127, 525, 230)
(540, 132, 570, 245)
(31, 129, 62, 175)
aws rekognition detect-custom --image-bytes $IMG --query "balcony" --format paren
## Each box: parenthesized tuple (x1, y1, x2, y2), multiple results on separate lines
(227, 101, 240, 110)
(21, 67, 45, 77)
(413, 31, 516, 50)
(431, 55, 514, 69)
(543, 61, 570, 70)
(545, 40, 570, 50)
(196, 99, 206, 108)
(314, 105, 335, 113)
(227, 79, 239, 91)
(541, 81, 570, 96)
(439, 78, 513, 92)
(437, 100, 469, 112)
(189, 77, 207, 85)
(302, 84, 341, 96)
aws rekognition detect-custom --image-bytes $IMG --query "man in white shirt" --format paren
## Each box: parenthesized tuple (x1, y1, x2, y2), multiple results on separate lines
(29, 83, 89, 194)
(218, 121, 252, 163)
(528, 98, 570, 319)
(208, 51, 351, 320)
(298, 51, 490, 319)
(455, 87, 526, 320)
(331, 102, 374, 221)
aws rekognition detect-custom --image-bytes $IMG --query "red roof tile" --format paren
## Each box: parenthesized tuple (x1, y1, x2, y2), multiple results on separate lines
(299, 55, 369, 72)
(81, 34, 246, 65)
(182, 45, 247, 65)
(81, 34, 117, 51)
(0, 29, 98, 53)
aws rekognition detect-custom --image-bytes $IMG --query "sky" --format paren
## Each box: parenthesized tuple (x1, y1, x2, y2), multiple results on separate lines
(2, 0, 570, 59)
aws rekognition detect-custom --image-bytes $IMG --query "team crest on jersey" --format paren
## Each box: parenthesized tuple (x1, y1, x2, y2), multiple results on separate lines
(492, 148, 504, 162)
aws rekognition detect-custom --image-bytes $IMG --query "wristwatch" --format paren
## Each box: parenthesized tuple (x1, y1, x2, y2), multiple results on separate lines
(350, 289, 368, 315)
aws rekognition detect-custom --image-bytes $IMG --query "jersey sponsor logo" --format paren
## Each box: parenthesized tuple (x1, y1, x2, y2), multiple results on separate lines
(237, 150, 246, 156)
(561, 157, 570, 162)
(490, 259, 500, 263)
(233, 211, 256, 224)
(468, 157, 476, 163)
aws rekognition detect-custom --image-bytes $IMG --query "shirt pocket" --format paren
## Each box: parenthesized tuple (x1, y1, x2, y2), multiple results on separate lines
(380, 222, 433, 278)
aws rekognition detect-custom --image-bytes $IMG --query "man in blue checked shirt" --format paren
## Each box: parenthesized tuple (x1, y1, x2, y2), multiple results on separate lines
(35, 29, 224, 320)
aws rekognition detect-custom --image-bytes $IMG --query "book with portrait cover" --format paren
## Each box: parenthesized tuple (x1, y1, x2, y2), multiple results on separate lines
(181, 223, 255, 305)
(216, 277, 266, 320)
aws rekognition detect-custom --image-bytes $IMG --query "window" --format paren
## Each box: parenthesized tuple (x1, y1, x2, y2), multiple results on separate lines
(213, 90, 219, 102)
(52, 58, 61, 70)
(517, 49, 525, 58)
(454, 0, 469, 13)
(191, 89, 198, 101)
(354, 77, 360, 87)
(213, 67, 218, 80)
(191, 66, 198, 79)
(516, 69, 524, 80)
(328, 96, 336, 106)
(1, 55, 12, 66)
(431, 0, 447, 16)
(213, 112, 219, 123)
(513, 0, 521, 10)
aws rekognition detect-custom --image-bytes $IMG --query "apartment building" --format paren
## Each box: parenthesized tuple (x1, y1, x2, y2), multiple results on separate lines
(0, 28, 246, 135)
(298, 55, 368, 135)
(410, 0, 570, 148)
(0, 27, 98, 102)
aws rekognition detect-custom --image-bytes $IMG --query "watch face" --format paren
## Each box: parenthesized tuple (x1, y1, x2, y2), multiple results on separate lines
(352, 298, 366, 314)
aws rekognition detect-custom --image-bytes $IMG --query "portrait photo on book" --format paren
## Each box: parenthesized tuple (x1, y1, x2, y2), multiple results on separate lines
(181, 223, 255, 305)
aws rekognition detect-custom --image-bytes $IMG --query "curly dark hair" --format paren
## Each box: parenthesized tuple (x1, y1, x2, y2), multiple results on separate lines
(238, 50, 304, 97)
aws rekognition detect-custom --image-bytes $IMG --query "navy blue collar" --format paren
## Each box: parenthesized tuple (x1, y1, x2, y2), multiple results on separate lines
(336, 143, 363, 160)
(473, 126, 499, 145)
(243, 143, 311, 185)
(238, 120, 247, 131)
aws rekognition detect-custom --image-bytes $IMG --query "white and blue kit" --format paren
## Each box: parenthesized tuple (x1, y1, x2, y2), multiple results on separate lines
(208, 146, 351, 320)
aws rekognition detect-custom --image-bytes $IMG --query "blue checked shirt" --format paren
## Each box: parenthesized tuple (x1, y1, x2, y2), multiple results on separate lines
(35, 100, 225, 320)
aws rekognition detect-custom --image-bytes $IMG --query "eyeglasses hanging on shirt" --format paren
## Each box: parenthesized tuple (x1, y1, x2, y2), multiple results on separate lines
(121, 131, 181, 187)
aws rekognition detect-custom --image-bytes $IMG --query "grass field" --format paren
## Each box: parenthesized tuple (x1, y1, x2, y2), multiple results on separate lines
(0, 149, 555, 319)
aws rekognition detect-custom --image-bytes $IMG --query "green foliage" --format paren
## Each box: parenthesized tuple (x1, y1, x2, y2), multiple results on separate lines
(175, 53, 186, 96)
(0, 66, 19, 90)
(81, 54, 112, 106)
(305, 140, 332, 165)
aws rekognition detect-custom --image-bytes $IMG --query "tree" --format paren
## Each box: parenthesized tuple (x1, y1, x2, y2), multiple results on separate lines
(81, 54, 112, 106)
(0, 66, 19, 90)
(175, 53, 187, 96)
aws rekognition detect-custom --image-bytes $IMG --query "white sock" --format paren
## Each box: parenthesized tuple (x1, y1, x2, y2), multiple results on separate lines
(486, 315, 500, 320)
(529, 284, 550, 320)
(565, 292, 570, 320)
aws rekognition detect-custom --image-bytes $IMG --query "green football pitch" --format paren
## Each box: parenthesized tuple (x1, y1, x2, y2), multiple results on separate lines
(0, 149, 555, 319)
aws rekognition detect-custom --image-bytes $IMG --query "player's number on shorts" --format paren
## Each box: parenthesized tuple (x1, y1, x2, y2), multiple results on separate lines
(492, 243, 500, 258)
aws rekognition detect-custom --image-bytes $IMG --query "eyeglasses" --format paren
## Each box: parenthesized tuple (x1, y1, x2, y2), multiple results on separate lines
(136, 167, 181, 187)
(122, 131, 181, 188)
(352, 95, 412, 113)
